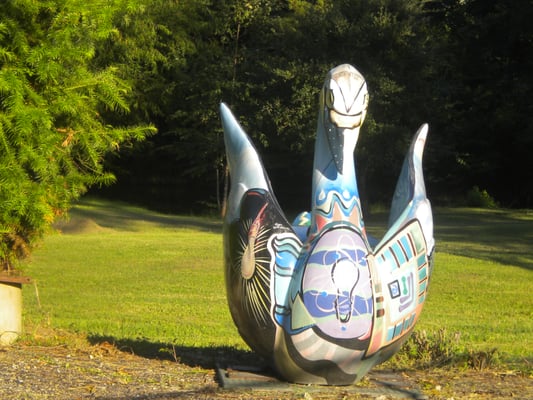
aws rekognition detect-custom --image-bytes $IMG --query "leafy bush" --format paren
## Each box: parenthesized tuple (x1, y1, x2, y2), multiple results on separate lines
(466, 186, 498, 208)
(408, 329, 463, 367)
(467, 348, 499, 370)
(389, 329, 503, 371)
(391, 329, 463, 368)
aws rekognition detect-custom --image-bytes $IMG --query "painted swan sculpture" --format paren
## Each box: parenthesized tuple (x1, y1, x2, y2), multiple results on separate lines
(220, 64, 434, 385)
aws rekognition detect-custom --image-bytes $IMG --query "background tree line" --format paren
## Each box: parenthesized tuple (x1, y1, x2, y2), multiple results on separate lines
(98, 0, 533, 213)
(1, 0, 532, 265)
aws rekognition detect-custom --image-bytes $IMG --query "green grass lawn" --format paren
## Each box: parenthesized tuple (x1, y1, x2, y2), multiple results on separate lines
(20, 198, 532, 368)
(22, 198, 243, 350)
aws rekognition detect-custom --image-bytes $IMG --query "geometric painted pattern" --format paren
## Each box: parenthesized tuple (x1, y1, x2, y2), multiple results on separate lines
(373, 220, 429, 346)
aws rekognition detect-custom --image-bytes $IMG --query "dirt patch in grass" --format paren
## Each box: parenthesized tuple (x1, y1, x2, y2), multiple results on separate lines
(1, 338, 531, 400)
(53, 215, 108, 235)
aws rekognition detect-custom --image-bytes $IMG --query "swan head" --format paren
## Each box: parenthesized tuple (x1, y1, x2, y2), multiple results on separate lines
(321, 64, 368, 173)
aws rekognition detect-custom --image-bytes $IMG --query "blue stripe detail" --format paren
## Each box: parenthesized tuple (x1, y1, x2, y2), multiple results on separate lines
(400, 236, 413, 258)
(391, 243, 407, 264)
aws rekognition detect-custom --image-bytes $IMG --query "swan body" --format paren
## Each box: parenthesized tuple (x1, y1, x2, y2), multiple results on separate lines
(221, 64, 434, 385)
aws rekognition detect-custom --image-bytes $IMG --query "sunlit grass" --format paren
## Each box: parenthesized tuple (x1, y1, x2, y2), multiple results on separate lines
(419, 253, 532, 360)
(21, 198, 532, 368)
(22, 198, 244, 350)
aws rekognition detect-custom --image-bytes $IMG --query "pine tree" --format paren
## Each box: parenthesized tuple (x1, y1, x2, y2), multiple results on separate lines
(0, 0, 155, 269)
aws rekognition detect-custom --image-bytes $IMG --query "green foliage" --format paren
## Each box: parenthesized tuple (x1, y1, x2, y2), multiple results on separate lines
(394, 329, 501, 370)
(466, 186, 498, 208)
(423, 0, 533, 206)
(393, 329, 463, 368)
(93, 0, 227, 211)
(0, 1, 155, 267)
(467, 348, 499, 370)
(102, 0, 440, 211)
(92, 0, 533, 212)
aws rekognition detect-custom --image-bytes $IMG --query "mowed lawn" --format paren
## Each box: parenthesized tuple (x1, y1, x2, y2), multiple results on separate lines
(21, 198, 532, 366)
(22, 198, 244, 350)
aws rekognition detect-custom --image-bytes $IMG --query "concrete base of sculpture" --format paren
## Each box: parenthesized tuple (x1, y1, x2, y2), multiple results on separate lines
(216, 364, 428, 399)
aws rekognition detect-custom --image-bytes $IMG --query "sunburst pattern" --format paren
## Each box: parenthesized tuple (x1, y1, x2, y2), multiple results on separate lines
(234, 218, 273, 326)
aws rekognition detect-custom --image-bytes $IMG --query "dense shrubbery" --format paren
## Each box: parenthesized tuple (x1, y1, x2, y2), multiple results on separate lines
(0, 1, 154, 268)
(466, 187, 498, 208)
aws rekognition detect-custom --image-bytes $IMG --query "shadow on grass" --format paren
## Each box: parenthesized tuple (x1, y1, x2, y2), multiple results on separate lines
(433, 208, 533, 271)
(60, 196, 222, 234)
(69, 197, 532, 270)
(366, 207, 533, 271)
(87, 334, 264, 370)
